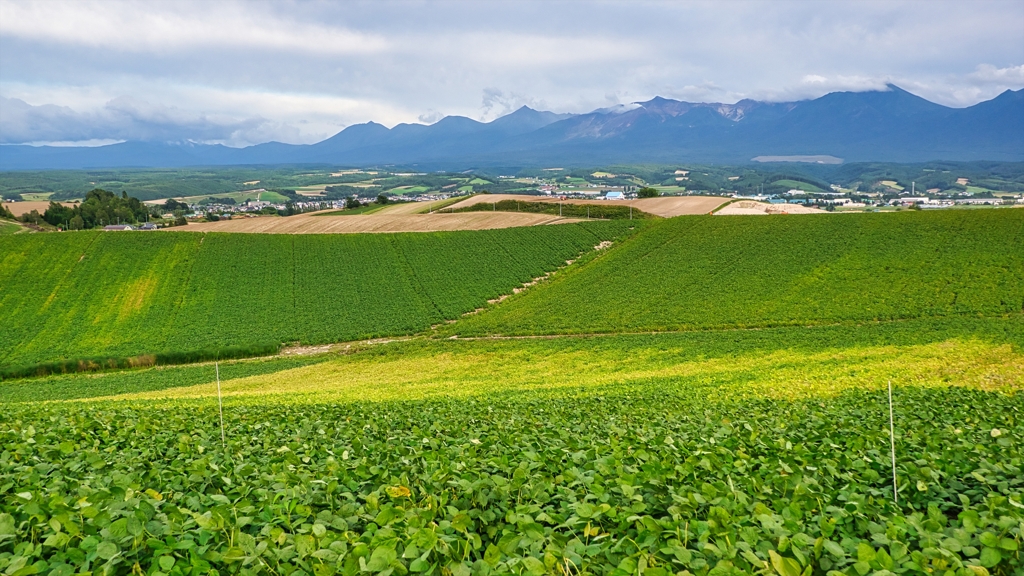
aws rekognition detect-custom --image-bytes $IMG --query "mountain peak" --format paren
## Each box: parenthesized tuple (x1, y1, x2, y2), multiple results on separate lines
(487, 106, 572, 134)
(2, 86, 1019, 170)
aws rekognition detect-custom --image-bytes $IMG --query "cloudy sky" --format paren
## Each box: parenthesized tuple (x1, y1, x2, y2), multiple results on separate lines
(1, 0, 1022, 147)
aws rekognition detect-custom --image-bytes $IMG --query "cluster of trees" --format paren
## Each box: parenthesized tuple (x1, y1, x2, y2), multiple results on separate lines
(323, 184, 366, 200)
(41, 189, 151, 230)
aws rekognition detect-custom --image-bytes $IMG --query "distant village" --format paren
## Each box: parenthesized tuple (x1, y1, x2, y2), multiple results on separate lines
(5, 166, 1022, 232)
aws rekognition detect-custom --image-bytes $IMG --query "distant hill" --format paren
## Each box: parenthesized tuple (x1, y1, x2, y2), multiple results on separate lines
(1, 86, 1021, 170)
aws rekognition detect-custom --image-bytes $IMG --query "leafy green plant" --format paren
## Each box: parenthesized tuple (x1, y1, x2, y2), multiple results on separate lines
(2, 380, 1020, 575)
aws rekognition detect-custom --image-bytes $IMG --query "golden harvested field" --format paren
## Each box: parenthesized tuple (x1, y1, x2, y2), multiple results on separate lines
(716, 200, 825, 215)
(2, 201, 76, 217)
(175, 211, 578, 233)
(444, 194, 730, 217)
(375, 199, 456, 215)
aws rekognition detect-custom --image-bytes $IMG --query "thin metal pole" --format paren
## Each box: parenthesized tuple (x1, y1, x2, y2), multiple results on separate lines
(217, 361, 225, 447)
(888, 380, 897, 504)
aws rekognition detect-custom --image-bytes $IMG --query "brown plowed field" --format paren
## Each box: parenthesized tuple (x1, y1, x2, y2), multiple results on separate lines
(2, 201, 77, 217)
(173, 212, 578, 234)
(443, 194, 730, 217)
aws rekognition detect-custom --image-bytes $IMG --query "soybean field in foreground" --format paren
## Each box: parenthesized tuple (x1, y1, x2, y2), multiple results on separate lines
(448, 209, 1024, 337)
(0, 221, 629, 371)
(2, 315, 1022, 575)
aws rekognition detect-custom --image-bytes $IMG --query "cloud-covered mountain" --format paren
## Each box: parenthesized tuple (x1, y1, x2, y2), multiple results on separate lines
(1, 85, 1021, 170)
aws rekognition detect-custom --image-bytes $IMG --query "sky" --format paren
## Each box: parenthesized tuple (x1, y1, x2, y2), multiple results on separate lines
(1, 0, 1022, 147)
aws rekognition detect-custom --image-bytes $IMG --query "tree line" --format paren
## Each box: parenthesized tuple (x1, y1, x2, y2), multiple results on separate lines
(40, 189, 151, 230)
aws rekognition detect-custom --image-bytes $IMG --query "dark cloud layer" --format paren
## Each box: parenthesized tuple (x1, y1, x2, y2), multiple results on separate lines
(1, 0, 1021, 146)
(0, 97, 284, 145)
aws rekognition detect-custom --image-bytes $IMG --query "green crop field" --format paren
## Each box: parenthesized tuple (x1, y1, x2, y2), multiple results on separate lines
(390, 186, 431, 195)
(448, 210, 1024, 337)
(314, 204, 389, 216)
(0, 222, 629, 371)
(770, 180, 826, 193)
(2, 209, 1022, 576)
(2, 316, 1022, 575)
(0, 221, 26, 235)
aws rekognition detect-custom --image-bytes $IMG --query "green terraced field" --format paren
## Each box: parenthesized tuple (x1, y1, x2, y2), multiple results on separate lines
(0, 222, 629, 370)
(449, 210, 1024, 337)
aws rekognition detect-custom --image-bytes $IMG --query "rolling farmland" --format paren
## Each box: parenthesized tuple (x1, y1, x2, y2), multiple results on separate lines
(449, 209, 1024, 337)
(0, 222, 629, 370)
(2, 209, 1022, 575)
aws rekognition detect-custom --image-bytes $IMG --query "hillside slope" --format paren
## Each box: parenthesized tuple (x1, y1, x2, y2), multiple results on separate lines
(449, 209, 1024, 336)
(0, 222, 628, 369)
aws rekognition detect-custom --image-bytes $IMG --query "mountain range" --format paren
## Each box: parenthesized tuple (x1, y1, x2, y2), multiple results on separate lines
(1, 85, 1021, 170)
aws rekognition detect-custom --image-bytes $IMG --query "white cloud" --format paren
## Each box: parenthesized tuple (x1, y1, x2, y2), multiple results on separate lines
(0, 0, 388, 55)
(418, 110, 444, 124)
(480, 88, 545, 121)
(19, 139, 125, 148)
(759, 75, 893, 101)
(0, 84, 422, 145)
(0, 95, 280, 145)
(968, 64, 1024, 84)
(0, 0, 1021, 145)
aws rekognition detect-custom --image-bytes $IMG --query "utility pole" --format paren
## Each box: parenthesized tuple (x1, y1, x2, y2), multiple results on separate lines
(888, 380, 898, 504)
(217, 361, 225, 447)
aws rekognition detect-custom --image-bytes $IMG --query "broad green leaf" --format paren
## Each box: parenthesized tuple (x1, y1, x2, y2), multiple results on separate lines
(856, 543, 876, 563)
(979, 547, 1001, 568)
(95, 541, 119, 560)
(769, 550, 802, 576)
(521, 557, 546, 576)
(366, 546, 398, 572)
(823, 540, 845, 559)
(484, 545, 501, 567)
